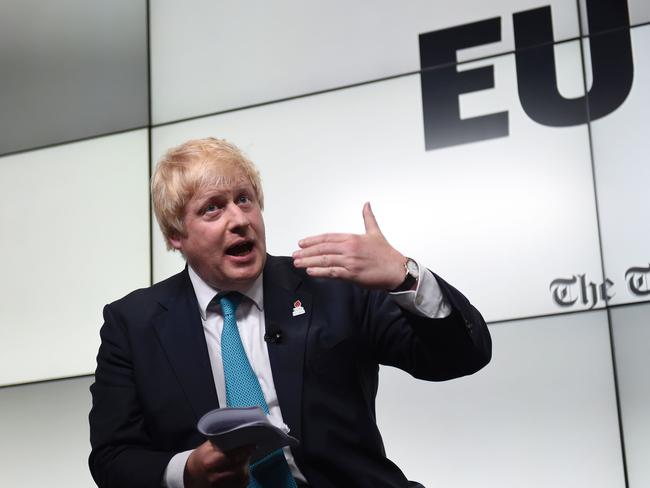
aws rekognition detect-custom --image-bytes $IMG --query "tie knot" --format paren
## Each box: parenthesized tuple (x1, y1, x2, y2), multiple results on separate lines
(218, 292, 242, 317)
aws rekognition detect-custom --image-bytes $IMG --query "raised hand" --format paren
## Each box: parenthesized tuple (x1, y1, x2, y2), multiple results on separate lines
(292, 202, 407, 290)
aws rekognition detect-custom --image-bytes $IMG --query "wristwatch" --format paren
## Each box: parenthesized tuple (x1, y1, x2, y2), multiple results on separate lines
(391, 257, 419, 292)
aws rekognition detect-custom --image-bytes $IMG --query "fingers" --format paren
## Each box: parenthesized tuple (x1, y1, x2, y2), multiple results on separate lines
(292, 241, 348, 261)
(293, 252, 358, 281)
(298, 203, 382, 250)
(206, 465, 249, 488)
(210, 446, 253, 488)
(293, 253, 347, 271)
(303, 266, 351, 280)
(205, 442, 253, 470)
(185, 441, 254, 488)
(222, 445, 255, 468)
(298, 233, 352, 248)
(362, 202, 382, 236)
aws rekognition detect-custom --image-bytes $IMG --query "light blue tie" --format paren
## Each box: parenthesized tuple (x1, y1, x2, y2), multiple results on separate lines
(219, 293, 297, 488)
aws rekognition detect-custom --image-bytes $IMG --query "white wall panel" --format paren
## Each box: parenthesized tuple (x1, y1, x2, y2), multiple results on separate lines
(629, 0, 650, 25)
(611, 303, 650, 488)
(0, 0, 148, 155)
(2, 2, 645, 487)
(152, 43, 602, 322)
(590, 25, 650, 306)
(0, 130, 150, 386)
(150, 0, 580, 123)
(0, 377, 94, 487)
(376, 312, 625, 488)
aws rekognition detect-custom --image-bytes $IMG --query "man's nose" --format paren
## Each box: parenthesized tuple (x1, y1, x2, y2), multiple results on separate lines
(226, 203, 250, 229)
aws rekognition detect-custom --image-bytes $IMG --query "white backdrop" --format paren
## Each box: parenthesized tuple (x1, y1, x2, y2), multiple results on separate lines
(1, 1, 648, 487)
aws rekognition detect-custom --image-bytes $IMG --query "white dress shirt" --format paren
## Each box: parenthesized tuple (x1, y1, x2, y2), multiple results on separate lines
(163, 260, 450, 487)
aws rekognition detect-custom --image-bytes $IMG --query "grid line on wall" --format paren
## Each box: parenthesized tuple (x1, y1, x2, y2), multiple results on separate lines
(146, 0, 154, 286)
(2, 23, 647, 161)
(0, 125, 150, 160)
(577, 0, 630, 484)
(146, 23, 646, 132)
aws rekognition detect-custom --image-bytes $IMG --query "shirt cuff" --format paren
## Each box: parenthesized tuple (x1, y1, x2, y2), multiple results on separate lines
(162, 450, 193, 488)
(389, 260, 451, 318)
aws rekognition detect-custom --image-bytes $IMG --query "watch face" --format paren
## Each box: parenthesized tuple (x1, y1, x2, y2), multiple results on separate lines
(406, 258, 419, 277)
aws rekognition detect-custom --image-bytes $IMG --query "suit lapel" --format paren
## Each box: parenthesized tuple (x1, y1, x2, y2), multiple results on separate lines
(154, 270, 219, 420)
(263, 256, 312, 443)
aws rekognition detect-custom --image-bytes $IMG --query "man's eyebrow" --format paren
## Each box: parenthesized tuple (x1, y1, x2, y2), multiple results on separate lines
(191, 192, 224, 210)
(194, 185, 252, 204)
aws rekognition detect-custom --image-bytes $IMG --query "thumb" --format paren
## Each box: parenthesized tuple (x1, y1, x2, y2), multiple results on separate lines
(362, 202, 382, 236)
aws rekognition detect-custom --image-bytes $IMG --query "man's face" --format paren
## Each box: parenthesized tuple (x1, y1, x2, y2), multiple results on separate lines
(169, 171, 266, 291)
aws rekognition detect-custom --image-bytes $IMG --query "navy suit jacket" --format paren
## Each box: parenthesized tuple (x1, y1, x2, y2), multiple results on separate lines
(89, 255, 491, 487)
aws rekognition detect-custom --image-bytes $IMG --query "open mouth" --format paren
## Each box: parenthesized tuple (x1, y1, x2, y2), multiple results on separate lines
(226, 241, 254, 257)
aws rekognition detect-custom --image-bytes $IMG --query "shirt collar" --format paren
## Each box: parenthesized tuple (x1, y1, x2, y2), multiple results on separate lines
(187, 265, 264, 320)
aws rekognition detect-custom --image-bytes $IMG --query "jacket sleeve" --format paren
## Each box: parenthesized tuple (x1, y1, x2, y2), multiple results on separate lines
(89, 303, 175, 488)
(363, 272, 491, 381)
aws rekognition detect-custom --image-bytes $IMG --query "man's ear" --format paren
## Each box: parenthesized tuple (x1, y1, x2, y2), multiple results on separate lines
(168, 233, 183, 252)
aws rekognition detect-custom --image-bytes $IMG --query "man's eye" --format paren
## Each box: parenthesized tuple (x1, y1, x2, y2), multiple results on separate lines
(238, 194, 251, 204)
(204, 204, 219, 213)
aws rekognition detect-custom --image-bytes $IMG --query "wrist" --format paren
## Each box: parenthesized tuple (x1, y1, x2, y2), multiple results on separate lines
(389, 256, 419, 292)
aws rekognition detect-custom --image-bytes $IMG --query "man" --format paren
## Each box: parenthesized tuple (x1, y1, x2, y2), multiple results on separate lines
(89, 138, 491, 488)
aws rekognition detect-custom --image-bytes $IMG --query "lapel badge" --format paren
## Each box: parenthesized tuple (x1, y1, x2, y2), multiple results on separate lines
(292, 299, 306, 317)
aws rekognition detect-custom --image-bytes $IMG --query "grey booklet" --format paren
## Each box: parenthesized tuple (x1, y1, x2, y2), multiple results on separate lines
(197, 406, 299, 463)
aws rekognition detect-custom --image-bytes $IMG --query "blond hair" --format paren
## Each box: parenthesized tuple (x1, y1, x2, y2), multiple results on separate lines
(151, 137, 264, 250)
